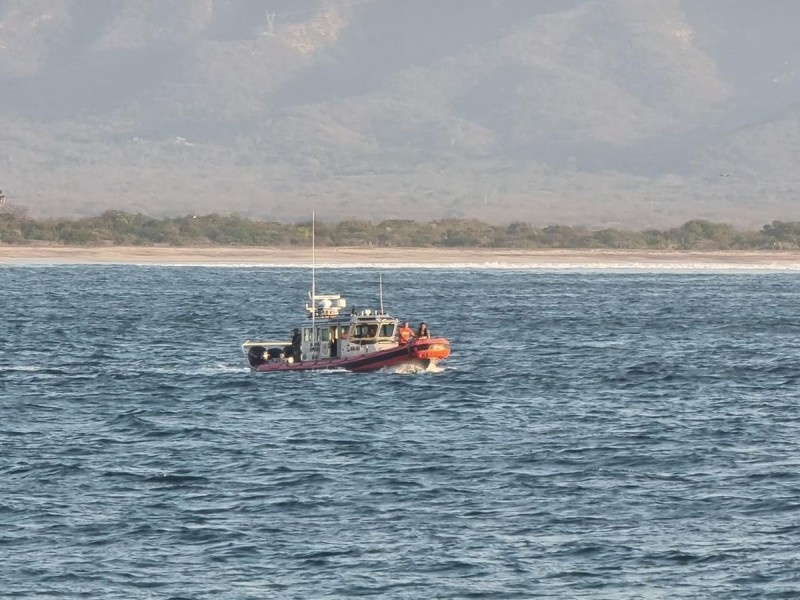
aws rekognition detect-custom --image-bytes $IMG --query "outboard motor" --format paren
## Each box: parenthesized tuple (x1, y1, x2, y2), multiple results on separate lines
(267, 347, 284, 360)
(247, 345, 268, 368)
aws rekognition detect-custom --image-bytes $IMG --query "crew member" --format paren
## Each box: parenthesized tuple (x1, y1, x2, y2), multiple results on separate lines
(416, 322, 430, 339)
(291, 328, 302, 362)
(398, 321, 414, 345)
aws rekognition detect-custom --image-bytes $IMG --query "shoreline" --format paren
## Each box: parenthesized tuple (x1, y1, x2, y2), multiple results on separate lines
(3, 245, 800, 269)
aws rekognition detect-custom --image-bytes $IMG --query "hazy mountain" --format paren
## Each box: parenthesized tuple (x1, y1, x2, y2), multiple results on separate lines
(1, 0, 799, 226)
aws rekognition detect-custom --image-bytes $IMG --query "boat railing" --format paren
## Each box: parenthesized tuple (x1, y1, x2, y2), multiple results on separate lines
(306, 293, 347, 317)
(242, 339, 291, 348)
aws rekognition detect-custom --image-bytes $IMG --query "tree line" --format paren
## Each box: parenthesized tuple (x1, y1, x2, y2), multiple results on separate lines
(2, 208, 800, 250)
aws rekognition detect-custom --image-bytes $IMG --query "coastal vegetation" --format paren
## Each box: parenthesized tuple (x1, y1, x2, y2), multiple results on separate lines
(2, 208, 800, 250)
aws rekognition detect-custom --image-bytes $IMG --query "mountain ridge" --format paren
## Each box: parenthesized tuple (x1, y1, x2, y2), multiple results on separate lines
(1, 0, 799, 226)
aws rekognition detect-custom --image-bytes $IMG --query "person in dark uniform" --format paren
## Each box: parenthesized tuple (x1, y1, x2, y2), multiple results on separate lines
(416, 322, 430, 339)
(291, 328, 302, 362)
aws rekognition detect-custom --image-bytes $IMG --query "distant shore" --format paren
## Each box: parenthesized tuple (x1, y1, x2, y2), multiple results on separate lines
(3, 245, 800, 269)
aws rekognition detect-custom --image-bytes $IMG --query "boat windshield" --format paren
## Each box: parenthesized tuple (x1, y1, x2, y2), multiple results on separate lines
(352, 323, 379, 340)
(351, 321, 396, 340)
(379, 323, 396, 339)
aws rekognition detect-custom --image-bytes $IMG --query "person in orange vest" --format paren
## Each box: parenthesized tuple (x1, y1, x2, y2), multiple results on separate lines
(398, 321, 414, 345)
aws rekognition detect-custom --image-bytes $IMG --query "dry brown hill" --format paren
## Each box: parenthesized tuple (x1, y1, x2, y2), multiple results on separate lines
(2, 0, 799, 226)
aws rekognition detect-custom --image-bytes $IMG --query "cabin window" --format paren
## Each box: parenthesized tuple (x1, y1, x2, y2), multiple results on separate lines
(352, 323, 377, 339)
(380, 323, 396, 338)
(318, 328, 330, 342)
(303, 328, 313, 342)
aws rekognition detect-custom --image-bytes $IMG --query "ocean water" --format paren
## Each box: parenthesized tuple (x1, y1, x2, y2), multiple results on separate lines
(2, 265, 800, 599)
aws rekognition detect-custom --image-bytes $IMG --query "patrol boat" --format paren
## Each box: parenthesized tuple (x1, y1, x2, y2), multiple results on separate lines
(242, 213, 450, 373)
(242, 292, 451, 373)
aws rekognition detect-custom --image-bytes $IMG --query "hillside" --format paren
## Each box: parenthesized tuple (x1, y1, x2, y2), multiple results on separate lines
(1, 0, 799, 226)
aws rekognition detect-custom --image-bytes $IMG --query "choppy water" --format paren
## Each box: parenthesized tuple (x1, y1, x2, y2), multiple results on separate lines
(2, 266, 800, 598)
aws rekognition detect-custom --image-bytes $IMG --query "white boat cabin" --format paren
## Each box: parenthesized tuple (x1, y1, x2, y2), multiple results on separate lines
(299, 294, 398, 361)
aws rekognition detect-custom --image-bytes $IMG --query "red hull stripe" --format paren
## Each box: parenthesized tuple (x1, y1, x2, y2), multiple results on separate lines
(253, 338, 450, 373)
(255, 345, 410, 373)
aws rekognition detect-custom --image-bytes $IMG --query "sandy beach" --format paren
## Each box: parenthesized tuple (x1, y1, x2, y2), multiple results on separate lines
(3, 245, 800, 269)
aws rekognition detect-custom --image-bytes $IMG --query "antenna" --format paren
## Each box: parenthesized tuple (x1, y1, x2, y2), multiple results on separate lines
(311, 211, 316, 332)
(379, 272, 384, 314)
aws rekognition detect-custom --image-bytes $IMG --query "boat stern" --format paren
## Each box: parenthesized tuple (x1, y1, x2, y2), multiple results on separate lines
(242, 339, 293, 370)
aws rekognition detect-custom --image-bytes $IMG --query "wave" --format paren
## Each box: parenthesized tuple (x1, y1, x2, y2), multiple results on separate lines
(0, 365, 43, 372)
(380, 362, 449, 374)
(108, 364, 249, 376)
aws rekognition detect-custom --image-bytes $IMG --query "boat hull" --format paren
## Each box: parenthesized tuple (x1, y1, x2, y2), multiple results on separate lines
(251, 337, 451, 373)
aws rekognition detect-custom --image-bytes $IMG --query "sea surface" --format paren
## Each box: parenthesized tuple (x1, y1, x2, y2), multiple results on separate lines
(2, 265, 800, 599)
